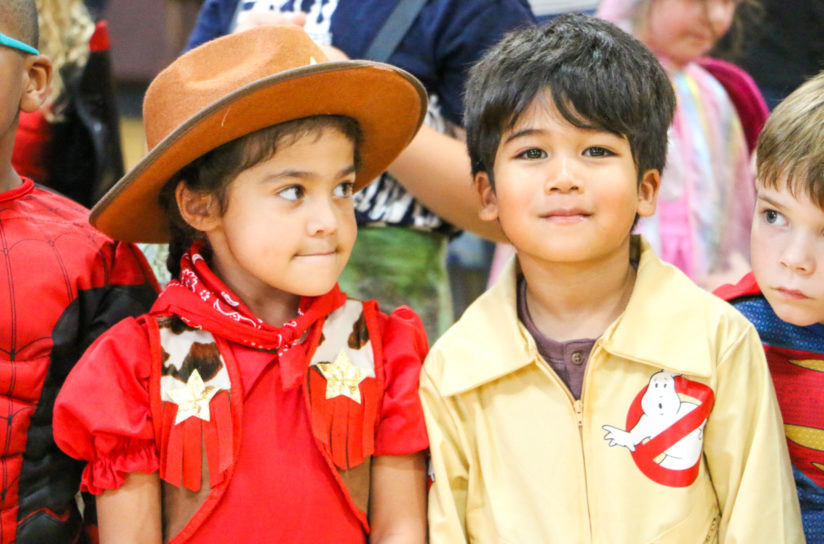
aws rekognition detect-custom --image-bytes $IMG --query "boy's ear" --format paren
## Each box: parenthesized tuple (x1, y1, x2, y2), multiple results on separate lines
(475, 172, 499, 222)
(175, 181, 222, 232)
(636, 168, 660, 218)
(19, 55, 52, 114)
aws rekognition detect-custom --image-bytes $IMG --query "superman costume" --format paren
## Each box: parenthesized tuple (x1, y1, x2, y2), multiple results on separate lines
(0, 178, 158, 543)
(717, 272, 824, 541)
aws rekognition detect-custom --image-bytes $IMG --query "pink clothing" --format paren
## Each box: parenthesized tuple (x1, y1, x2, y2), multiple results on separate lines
(637, 59, 755, 283)
(597, 1, 757, 284)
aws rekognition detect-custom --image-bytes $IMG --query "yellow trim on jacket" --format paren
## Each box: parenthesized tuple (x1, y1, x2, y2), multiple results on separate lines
(421, 236, 803, 543)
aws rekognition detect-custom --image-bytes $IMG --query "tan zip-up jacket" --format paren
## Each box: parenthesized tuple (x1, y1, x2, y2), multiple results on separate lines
(421, 239, 803, 543)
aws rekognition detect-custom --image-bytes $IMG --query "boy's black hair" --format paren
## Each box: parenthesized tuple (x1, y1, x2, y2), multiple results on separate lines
(464, 14, 675, 187)
(159, 115, 362, 277)
(0, 0, 39, 48)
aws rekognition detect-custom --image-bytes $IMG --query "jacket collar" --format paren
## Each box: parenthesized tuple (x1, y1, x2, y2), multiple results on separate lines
(437, 237, 716, 396)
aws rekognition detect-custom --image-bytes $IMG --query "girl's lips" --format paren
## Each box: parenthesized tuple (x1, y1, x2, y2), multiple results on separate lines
(296, 250, 336, 258)
(776, 287, 809, 300)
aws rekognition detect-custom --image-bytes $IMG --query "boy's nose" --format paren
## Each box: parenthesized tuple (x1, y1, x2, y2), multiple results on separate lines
(780, 234, 816, 275)
(546, 157, 580, 193)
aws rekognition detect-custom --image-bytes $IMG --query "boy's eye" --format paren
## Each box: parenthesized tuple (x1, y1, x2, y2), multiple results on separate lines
(763, 209, 786, 226)
(518, 148, 547, 160)
(334, 181, 355, 198)
(583, 146, 614, 158)
(279, 185, 304, 201)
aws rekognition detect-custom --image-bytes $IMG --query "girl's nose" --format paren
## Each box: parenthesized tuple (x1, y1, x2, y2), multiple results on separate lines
(307, 197, 339, 236)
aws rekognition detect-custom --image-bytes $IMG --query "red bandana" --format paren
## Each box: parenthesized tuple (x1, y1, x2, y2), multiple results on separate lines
(154, 240, 346, 389)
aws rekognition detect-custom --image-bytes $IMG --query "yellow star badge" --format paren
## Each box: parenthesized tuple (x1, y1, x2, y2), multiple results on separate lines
(316, 349, 370, 403)
(169, 369, 220, 424)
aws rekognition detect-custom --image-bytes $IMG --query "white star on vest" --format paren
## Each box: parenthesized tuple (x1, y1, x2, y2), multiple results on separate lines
(169, 369, 220, 424)
(316, 349, 369, 403)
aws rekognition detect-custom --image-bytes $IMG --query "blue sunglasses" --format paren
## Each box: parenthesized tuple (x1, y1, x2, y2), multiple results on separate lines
(0, 32, 38, 55)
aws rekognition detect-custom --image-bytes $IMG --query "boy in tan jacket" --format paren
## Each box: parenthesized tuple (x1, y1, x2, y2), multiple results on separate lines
(420, 15, 803, 543)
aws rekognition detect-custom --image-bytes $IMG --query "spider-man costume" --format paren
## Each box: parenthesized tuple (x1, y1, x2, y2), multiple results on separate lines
(717, 273, 824, 542)
(0, 178, 158, 543)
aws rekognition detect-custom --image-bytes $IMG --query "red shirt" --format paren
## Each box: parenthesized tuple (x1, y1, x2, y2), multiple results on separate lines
(54, 285, 428, 543)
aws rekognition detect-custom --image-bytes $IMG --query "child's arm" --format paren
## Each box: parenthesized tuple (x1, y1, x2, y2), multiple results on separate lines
(97, 472, 162, 544)
(369, 453, 427, 543)
(54, 317, 163, 542)
(702, 325, 804, 542)
(419, 361, 470, 543)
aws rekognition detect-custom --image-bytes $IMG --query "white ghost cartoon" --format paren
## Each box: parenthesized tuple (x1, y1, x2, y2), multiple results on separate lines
(602, 370, 706, 470)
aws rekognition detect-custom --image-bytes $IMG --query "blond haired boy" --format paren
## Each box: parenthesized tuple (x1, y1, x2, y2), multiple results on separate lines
(717, 70, 824, 541)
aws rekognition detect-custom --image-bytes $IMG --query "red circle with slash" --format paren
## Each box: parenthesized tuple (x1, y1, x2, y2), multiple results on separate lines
(625, 375, 715, 487)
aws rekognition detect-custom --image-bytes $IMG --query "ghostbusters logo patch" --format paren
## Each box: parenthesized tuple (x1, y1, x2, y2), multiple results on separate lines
(602, 370, 715, 487)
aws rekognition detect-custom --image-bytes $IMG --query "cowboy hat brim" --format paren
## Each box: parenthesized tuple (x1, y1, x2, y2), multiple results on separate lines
(91, 60, 427, 243)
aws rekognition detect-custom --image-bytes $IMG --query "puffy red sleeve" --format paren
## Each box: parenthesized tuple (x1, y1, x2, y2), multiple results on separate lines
(373, 306, 429, 456)
(53, 316, 159, 495)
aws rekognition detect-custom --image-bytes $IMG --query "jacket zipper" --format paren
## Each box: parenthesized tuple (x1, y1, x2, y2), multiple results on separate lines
(573, 395, 594, 541)
(577, 342, 601, 542)
(536, 349, 595, 542)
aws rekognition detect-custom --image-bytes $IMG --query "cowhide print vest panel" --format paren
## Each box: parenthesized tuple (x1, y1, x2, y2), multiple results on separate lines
(152, 300, 379, 541)
(156, 316, 230, 543)
(307, 299, 378, 515)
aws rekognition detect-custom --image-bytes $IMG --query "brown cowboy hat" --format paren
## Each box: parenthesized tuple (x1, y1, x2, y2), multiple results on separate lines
(91, 25, 427, 243)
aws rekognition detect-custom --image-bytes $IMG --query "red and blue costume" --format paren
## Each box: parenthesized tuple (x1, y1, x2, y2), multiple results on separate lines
(0, 178, 158, 543)
(717, 272, 824, 542)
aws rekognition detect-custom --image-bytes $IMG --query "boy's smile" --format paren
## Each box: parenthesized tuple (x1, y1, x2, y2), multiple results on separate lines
(476, 94, 659, 270)
(751, 182, 824, 326)
(197, 127, 358, 323)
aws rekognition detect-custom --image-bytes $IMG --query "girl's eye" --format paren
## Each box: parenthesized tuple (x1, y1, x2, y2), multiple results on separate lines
(763, 208, 786, 226)
(583, 146, 614, 157)
(334, 181, 355, 198)
(279, 185, 304, 201)
(518, 148, 547, 160)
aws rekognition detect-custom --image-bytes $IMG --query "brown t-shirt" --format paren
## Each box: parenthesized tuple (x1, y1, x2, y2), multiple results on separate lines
(517, 277, 595, 399)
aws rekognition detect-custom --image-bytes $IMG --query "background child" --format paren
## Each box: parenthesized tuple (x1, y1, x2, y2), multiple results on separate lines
(12, 0, 124, 208)
(0, 1, 158, 542)
(420, 15, 802, 543)
(54, 26, 429, 543)
(597, 0, 760, 288)
(716, 71, 824, 542)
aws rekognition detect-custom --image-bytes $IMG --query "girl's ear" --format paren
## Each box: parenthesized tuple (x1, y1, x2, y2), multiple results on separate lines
(475, 171, 499, 222)
(175, 180, 222, 232)
(636, 168, 661, 218)
(20, 55, 52, 114)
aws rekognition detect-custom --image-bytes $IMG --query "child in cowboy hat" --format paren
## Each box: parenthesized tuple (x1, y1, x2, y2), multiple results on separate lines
(53, 25, 429, 543)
